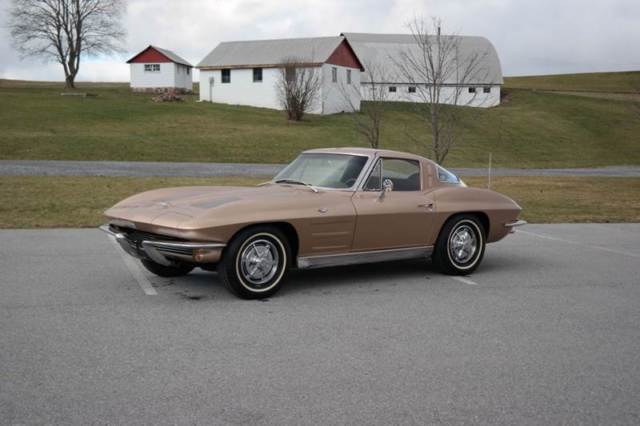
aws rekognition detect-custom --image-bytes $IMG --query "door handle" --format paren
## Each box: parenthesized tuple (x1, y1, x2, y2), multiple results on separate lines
(418, 202, 434, 211)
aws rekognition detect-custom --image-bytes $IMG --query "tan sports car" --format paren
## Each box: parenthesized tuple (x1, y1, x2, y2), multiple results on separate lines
(101, 148, 525, 299)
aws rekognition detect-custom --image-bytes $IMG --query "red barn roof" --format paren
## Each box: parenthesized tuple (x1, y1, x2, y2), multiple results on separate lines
(197, 37, 364, 70)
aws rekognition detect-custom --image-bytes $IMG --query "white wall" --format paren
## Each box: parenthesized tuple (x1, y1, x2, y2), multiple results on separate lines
(199, 68, 281, 110)
(319, 64, 361, 114)
(130, 63, 174, 89)
(361, 83, 501, 108)
(174, 64, 193, 91)
(130, 62, 193, 91)
(199, 65, 361, 115)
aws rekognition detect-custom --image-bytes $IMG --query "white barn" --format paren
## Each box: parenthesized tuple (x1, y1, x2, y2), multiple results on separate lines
(197, 37, 364, 115)
(127, 45, 193, 93)
(341, 33, 504, 108)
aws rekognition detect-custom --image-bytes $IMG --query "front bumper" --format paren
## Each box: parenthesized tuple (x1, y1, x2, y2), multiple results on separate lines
(504, 219, 527, 233)
(100, 224, 225, 266)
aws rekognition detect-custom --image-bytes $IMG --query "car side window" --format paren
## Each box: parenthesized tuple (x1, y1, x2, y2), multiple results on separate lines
(363, 159, 382, 191)
(363, 158, 421, 191)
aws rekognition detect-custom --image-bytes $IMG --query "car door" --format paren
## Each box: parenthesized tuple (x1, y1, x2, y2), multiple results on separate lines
(351, 157, 434, 251)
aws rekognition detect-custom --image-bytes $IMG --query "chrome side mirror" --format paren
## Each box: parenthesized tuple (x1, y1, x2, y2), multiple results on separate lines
(378, 178, 393, 200)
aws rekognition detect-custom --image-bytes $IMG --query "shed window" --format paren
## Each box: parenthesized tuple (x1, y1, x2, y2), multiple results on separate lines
(347, 69, 352, 85)
(483, 86, 491, 93)
(144, 64, 160, 72)
(468, 87, 476, 93)
(408, 86, 416, 93)
(186, 67, 191, 75)
(389, 86, 397, 93)
(253, 68, 263, 82)
(332, 67, 337, 83)
(221, 69, 231, 83)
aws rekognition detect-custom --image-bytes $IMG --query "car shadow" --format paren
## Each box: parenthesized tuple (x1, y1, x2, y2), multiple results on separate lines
(148, 259, 438, 301)
(149, 249, 545, 300)
(282, 259, 435, 296)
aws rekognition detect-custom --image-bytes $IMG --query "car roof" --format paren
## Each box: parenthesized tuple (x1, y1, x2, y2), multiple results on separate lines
(303, 147, 430, 162)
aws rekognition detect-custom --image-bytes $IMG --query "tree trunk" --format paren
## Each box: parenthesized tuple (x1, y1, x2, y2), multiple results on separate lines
(431, 108, 440, 164)
(65, 74, 76, 89)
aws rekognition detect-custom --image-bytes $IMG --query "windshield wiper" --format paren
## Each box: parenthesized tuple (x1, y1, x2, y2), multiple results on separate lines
(274, 179, 319, 193)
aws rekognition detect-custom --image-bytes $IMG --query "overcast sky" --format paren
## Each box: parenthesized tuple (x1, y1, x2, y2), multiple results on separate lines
(1, 0, 639, 82)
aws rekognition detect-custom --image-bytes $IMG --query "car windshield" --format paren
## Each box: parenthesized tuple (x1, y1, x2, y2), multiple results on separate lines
(273, 153, 368, 189)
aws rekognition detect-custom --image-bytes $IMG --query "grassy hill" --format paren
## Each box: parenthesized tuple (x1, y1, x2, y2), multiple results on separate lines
(505, 71, 640, 93)
(1, 77, 639, 168)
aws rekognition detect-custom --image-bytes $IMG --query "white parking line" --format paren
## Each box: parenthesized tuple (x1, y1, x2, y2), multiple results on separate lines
(518, 230, 640, 259)
(107, 238, 157, 296)
(451, 276, 478, 286)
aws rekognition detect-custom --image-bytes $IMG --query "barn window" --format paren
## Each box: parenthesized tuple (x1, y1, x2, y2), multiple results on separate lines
(347, 69, 352, 85)
(332, 67, 337, 83)
(221, 69, 231, 83)
(483, 86, 491, 93)
(408, 86, 416, 93)
(253, 68, 263, 82)
(468, 87, 476, 93)
(186, 67, 190, 75)
(144, 64, 160, 72)
(389, 86, 397, 93)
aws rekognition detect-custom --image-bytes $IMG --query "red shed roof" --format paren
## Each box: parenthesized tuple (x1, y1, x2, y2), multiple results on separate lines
(127, 45, 192, 67)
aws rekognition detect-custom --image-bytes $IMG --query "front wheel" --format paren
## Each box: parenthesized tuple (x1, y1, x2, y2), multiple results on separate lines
(217, 226, 290, 299)
(432, 215, 486, 275)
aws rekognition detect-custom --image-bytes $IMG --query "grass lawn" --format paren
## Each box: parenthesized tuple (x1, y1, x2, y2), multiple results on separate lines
(1, 79, 639, 168)
(504, 71, 640, 93)
(1, 176, 638, 228)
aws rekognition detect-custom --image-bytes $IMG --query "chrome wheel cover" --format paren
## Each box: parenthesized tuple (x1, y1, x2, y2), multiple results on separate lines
(449, 224, 478, 265)
(239, 239, 280, 287)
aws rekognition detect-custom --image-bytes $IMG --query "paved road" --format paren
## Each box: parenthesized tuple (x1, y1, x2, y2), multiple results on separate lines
(1, 224, 639, 425)
(2, 160, 640, 178)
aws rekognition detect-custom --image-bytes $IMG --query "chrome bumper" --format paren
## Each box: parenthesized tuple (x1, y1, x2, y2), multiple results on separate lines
(504, 219, 527, 233)
(100, 224, 225, 266)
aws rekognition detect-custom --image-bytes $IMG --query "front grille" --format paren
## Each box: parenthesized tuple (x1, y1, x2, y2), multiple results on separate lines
(155, 246, 193, 256)
(110, 225, 195, 260)
(112, 226, 185, 243)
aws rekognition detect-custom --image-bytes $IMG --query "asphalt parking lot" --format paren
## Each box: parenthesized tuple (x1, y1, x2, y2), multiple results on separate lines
(1, 224, 639, 425)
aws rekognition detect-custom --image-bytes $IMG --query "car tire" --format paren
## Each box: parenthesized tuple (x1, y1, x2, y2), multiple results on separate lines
(433, 214, 486, 275)
(217, 226, 290, 299)
(140, 259, 194, 277)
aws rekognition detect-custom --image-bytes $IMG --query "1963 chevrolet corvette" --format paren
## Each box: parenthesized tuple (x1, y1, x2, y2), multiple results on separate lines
(101, 148, 525, 299)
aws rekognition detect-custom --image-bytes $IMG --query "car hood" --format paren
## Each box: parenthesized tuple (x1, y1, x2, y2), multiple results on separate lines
(104, 184, 320, 229)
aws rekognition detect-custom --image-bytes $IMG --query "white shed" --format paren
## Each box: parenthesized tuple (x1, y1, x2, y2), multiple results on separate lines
(127, 45, 193, 93)
(196, 37, 364, 115)
(341, 33, 504, 108)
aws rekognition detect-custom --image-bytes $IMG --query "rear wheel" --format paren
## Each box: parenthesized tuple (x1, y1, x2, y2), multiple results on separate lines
(140, 259, 194, 277)
(217, 226, 290, 299)
(433, 214, 486, 275)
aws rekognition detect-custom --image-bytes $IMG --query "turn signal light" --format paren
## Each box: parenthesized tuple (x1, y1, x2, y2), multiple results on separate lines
(193, 248, 209, 262)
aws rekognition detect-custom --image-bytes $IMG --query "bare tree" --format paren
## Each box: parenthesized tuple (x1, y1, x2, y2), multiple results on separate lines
(275, 58, 322, 121)
(8, 0, 126, 89)
(394, 17, 489, 164)
(339, 61, 389, 148)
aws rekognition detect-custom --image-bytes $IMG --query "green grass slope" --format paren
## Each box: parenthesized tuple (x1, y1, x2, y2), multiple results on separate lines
(505, 71, 640, 93)
(1, 79, 639, 168)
